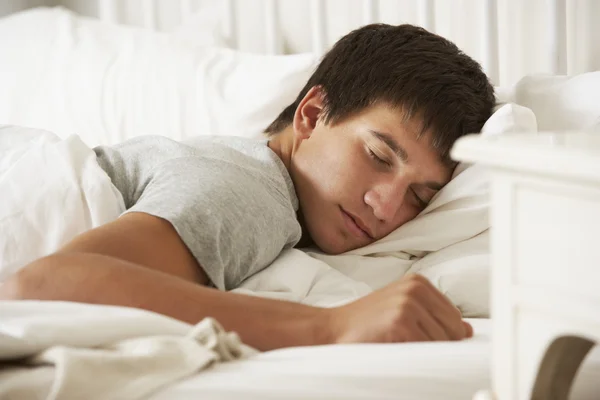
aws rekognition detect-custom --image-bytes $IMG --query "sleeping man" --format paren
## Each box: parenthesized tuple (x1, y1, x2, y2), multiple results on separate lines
(0, 24, 495, 351)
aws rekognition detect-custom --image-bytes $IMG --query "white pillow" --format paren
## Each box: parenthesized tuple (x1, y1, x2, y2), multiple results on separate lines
(411, 103, 537, 317)
(510, 72, 600, 132)
(0, 7, 317, 147)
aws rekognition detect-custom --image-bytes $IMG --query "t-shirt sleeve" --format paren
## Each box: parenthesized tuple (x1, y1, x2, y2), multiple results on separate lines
(124, 156, 301, 291)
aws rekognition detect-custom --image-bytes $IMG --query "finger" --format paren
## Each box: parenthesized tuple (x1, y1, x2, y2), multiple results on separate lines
(463, 321, 474, 338)
(404, 276, 466, 340)
(410, 299, 451, 341)
(425, 294, 467, 340)
(410, 275, 461, 317)
(412, 276, 464, 328)
(406, 321, 430, 342)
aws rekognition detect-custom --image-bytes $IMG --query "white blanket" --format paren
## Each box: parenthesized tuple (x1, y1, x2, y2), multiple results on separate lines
(0, 301, 256, 400)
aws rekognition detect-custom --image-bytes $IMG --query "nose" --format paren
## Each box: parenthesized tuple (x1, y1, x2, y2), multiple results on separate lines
(364, 177, 409, 222)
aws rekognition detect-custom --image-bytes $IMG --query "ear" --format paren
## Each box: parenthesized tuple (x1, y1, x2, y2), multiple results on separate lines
(292, 86, 326, 141)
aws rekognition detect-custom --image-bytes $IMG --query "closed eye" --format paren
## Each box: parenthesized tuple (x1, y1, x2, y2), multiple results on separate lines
(411, 188, 428, 208)
(367, 148, 391, 167)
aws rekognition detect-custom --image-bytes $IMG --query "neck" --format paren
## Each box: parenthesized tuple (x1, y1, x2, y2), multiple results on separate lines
(266, 125, 315, 249)
(266, 125, 295, 172)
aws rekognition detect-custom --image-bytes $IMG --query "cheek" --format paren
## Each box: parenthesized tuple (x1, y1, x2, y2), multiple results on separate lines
(302, 142, 353, 196)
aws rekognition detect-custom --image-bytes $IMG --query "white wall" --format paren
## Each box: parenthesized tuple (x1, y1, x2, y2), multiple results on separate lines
(2, 0, 599, 86)
(0, 0, 56, 15)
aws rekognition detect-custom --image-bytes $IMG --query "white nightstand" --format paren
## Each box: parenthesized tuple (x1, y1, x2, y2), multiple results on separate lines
(452, 132, 600, 400)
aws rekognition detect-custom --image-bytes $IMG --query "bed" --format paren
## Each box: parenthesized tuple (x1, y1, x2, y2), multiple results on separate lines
(149, 317, 600, 400)
(1, 1, 599, 399)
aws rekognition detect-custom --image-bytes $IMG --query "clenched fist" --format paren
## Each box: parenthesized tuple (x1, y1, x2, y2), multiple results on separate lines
(327, 274, 473, 343)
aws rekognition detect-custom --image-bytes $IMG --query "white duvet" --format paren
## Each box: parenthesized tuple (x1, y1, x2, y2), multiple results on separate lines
(0, 301, 257, 400)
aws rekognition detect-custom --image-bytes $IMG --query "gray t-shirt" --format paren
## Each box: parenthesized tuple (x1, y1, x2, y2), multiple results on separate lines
(94, 135, 302, 290)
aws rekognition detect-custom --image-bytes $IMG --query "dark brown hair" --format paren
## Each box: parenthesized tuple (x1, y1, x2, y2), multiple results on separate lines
(264, 24, 495, 161)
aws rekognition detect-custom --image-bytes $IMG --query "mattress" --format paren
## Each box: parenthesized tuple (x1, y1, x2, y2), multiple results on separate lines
(150, 319, 600, 400)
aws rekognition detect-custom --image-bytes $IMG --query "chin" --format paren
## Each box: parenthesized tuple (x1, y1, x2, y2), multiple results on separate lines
(311, 230, 353, 255)
(315, 241, 346, 255)
(303, 208, 364, 254)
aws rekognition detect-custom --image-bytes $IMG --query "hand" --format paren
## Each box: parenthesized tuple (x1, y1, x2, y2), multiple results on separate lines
(327, 274, 473, 343)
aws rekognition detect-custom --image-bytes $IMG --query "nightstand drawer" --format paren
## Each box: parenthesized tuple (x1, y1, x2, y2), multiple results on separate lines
(509, 178, 600, 301)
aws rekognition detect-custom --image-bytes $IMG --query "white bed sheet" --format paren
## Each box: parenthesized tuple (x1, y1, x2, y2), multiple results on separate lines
(150, 319, 600, 400)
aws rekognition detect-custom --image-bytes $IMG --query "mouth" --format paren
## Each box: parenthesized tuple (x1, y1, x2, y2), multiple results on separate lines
(340, 207, 374, 240)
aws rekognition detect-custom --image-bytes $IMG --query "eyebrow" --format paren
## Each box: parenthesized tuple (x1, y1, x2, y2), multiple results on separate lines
(368, 129, 445, 191)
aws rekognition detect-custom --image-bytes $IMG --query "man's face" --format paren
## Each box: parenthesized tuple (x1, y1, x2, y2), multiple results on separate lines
(291, 101, 453, 255)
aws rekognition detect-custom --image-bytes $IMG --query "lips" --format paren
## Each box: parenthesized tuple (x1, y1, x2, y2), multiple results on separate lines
(341, 207, 374, 239)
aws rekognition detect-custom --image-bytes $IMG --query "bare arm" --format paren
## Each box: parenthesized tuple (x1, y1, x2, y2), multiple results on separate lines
(8, 252, 332, 350)
(0, 213, 472, 350)
(0, 213, 331, 351)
